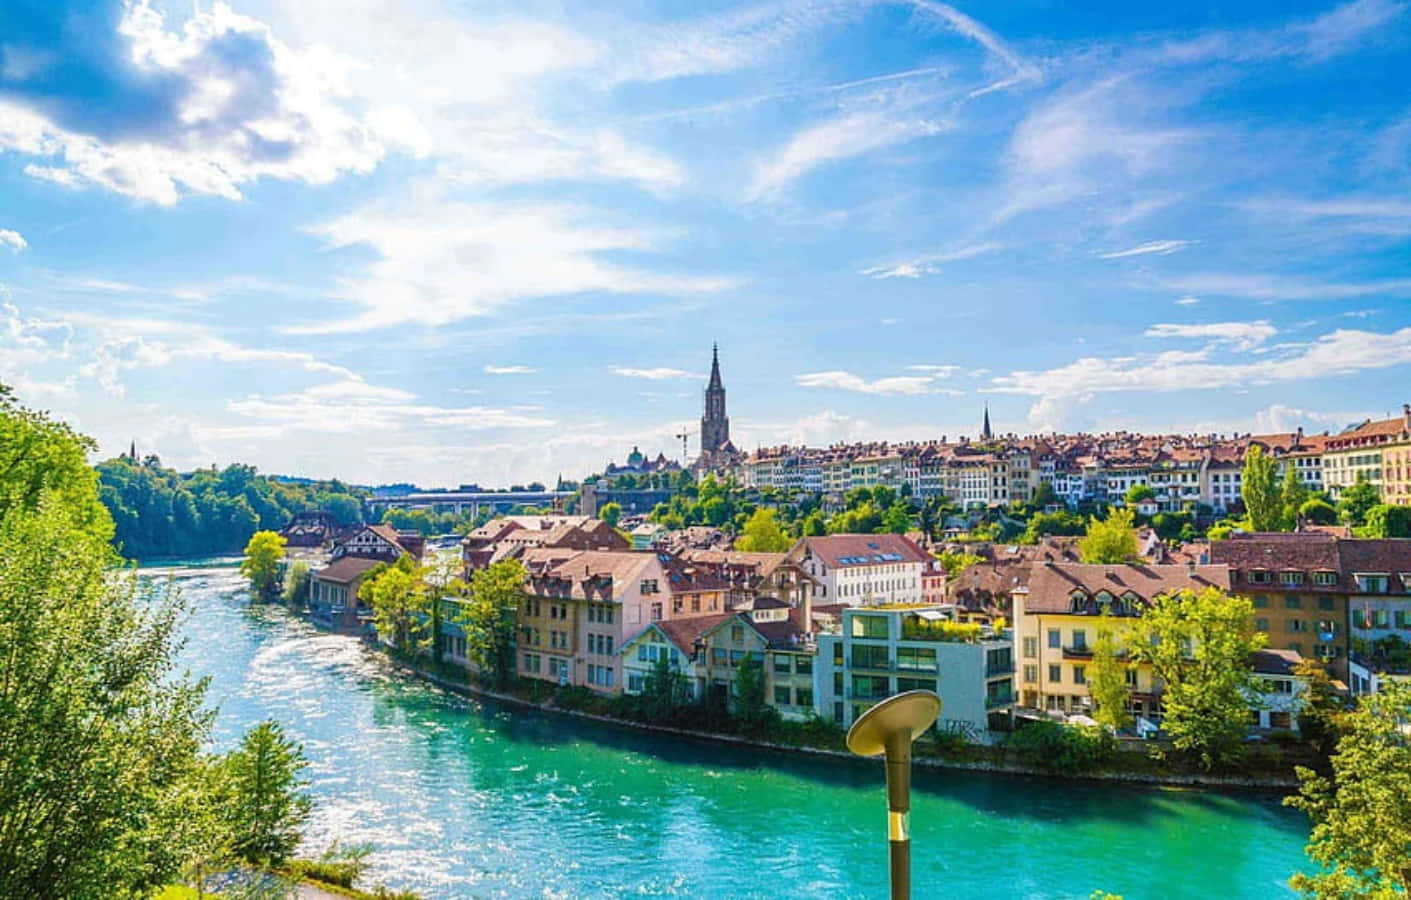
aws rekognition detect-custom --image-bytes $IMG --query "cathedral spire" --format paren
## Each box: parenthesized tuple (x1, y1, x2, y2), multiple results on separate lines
(708, 342, 723, 391)
(981, 404, 993, 442)
(700, 343, 730, 455)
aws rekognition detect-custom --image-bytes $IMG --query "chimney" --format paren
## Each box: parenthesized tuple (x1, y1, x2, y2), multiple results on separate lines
(1403, 403, 1410, 431)
(1187, 561, 1196, 577)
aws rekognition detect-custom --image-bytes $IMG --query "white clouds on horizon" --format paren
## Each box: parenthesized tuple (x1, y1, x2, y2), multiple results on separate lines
(610, 366, 694, 380)
(795, 369, 956, 395)
(1144, 320, 1277, 351)
(484, 364, 536, 374)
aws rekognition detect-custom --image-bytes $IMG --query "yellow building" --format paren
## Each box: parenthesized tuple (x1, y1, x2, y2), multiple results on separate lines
(1012, 562, 1231, 721)
(1322, 405, 1411, 503)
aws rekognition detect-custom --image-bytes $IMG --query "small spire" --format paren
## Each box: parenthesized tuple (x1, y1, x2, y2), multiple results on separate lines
(129, 439, 137, 461)
(982, 404, 993, 442)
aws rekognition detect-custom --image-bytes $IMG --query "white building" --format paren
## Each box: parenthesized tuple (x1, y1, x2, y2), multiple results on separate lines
(785, 534, 930, 606)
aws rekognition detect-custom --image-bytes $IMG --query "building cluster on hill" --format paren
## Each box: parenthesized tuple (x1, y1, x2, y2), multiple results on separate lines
(735, 404, 1411, 512)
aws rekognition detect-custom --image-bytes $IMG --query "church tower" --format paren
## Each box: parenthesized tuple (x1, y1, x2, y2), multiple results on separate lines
(981, 404, 993, 442)
(700, 343, 730, 452)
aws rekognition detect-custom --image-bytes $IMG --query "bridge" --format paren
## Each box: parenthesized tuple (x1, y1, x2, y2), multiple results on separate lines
(366, 490, 572, 518)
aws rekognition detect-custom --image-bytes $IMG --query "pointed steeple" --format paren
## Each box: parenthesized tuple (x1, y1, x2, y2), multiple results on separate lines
(707, 342, 723, 391)
(981, 404, 993, 442)
(128, 439, 137, 461)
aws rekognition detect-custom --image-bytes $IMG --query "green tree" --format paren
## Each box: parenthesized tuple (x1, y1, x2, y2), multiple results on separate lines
(1360, 504, 1411, 539)
(1280, 467, 1310, 531)
(1287, 682, 1411, 898)
(360, 557, 429, 656)
(460, 559, 526, 687)
(1241, 445, 1281, 532)
(1031, 481, 1058, 508)
(1292, 658, 1345, 762)
(598, 501, 622, 528)
(1079, 507, 1139, 564)
(241, 530, 288, 600)
(1124, 484, 1155, 505)
(1089, 610, 1133, 731)
(422, 555, 467, 666)
(881, 502, 913, 534)
(223, 721, 313, 867)
(0, 384, 112, 541)
(0, 496, 213, 897)
(1023, 509, 1087, 543)
(1337, 474, 1380, 529)
(936, 550, 983, 577)
(731, 650, 777, 735)
(1128, 587, 1266, 769)
(1299, 498, 1339, 526)
(736, 508, 793, 551)
(641, 651, 691, 722)
(281, 560, 311, 606)
(801, 511, 826, 536)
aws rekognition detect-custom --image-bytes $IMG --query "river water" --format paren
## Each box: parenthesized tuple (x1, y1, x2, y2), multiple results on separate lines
(159, 559, 1310, 899)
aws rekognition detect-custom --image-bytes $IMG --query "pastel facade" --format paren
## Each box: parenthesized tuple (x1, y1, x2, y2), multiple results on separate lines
(786, 534, 929, 606)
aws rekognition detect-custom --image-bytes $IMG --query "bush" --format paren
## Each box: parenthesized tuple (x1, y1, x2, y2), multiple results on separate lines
(1006, 721, 1117, 773)
(285, 842, 371, 888)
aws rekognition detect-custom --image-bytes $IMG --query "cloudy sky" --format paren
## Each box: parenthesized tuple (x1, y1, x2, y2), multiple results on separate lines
(1, 0, 1409, 487)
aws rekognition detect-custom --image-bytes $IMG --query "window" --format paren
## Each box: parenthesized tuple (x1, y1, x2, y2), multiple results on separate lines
(1252, 594, 1269, 609)
(711, 648, 726, 665)
(1317, 619, 1338, 635)
(1396, 610, 1410, 629)
(852, 615, 889, 639)
(729, 650, 746, 666)
(852, 644, 891, 670)
(1022, 636, 1037, 658)
(1284, 595, 1302, 609)
(1269, 679, 1294, 694)
(628, 674, 644, 693)
(1269, 711, 1292, 730)
(1125, 669, 1138, 688)
(1287, 619, 1307, 633)
(1375, 609, 1390, 628)
(797, 687, 813, 707)
(1048, 664, 1062, 683)
(1279, 571, 1304, 586)
(1071, 630, 1088, 651)
(1073, 665, 1087, 685)
(897, 677, 932, 692)
(731, 625, 745, 643)
(1313, 571, 1337, 586)
(833, 643, 843, 666)
(1356, 574, 1390, 593)
(774, 685, 793, 706)
(1248, 570, 1273, 584)
(851, 675, 888, 699)
(641, 579, 659, 594)
(1318, 596, 1335, 611)
(1255, 618, 1270, 632)
(1047, 628, 1061, 649)
(651, 602, 663, 621)
(1023, 664, 1038, 683)
(833, 672, 844, 694)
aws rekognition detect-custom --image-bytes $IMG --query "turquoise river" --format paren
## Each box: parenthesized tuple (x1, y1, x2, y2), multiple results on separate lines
(160, 559, 1312, 899)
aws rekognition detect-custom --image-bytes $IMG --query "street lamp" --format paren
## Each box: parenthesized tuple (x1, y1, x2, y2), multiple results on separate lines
(846, 690, 941, 900)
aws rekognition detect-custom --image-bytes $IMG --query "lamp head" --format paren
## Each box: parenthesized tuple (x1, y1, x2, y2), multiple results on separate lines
(846, 690, 942, 757)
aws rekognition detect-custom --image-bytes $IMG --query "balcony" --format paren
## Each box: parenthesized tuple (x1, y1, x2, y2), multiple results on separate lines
(985, 663, 1015, 678)
(1061, 645, 1093, 660)
(986, 691, 1016, 709)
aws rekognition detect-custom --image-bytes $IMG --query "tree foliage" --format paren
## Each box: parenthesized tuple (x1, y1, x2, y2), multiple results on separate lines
(360, 556, 429, 656)
(731, 651, 777, 735)
(1287, 682, 1411, 898)
(1241, 446, 1281, 533)
(735, 507, 792, 552)
(1280, 467, 1310, 531)
(1124, 484, 1155, 505)
(1300, 498, 1339, 526)
(598, 502, 623, 528)
(1089, 610, 1133, 731)
(1337, 474, 1381, 529)
(640, 651, 691, 722)
(241, 530, 287, 600)
(0, 466, 213, 894)
(1079, 507, 1139, 564)
(281, 560, 311, 606)
(223, 721, 313, 867)
(1360, 504, 1411, 539)
(1128, 587, 1266, 769)
(0, 384, 112, 541)
(460, 559, 526, 687)
(97, 455, 365, 559)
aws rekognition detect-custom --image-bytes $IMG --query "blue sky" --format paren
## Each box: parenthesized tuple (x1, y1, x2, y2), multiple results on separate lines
(1, 0, 1409, 487)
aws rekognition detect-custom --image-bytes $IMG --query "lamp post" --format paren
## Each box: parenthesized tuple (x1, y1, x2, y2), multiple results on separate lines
(846, 690, 941, 900)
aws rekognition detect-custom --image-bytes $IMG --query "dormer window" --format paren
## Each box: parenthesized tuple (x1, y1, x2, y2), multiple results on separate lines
(1095, 590, 1114, 605)
(1313, 571, 1337, 586)
(1068, 590, 1088, 613)
(1355, 573, 1390, 594)
(1279, 571, 1304, 586)
(1247, 569, 1273, 585)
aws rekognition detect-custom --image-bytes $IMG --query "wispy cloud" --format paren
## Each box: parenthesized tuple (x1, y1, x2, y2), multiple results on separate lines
(1158, 273, 1411, 301)
(0, 229, 26, 252)
(609, 366, 694, 380)
(796, 370, 940, 395)
(861, 242, 1001, 279)
(750, 111, 948, 199)
(227, 379, 557, 433)
(1174, 296, 1201, 306)
(1098, 239, 1193, 259)
(484, 364, 536, 375)
(1144, 320, 1277, 350)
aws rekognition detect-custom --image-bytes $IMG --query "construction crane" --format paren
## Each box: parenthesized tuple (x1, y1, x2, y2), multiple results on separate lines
(675, 427, 695, 462)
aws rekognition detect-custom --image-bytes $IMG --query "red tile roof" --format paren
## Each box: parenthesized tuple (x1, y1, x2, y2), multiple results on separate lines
(796, 533, 930, 568)
(1021, 562, 1231, 614)
(313, 555, 384, 584)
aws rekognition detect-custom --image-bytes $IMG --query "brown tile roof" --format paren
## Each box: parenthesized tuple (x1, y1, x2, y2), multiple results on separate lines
(654, 613, 736, 655)
(1252, 648, 1303, 677)
(1021, 563, 1231, 614)
(797, 533, 930, 568)
(312, 555, 384, 584)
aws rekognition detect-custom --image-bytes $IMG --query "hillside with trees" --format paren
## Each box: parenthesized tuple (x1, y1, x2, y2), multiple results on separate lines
(96, 456, 365, 559)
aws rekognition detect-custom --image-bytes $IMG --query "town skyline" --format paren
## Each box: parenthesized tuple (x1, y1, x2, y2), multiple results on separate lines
(2, 0, 1410, 486)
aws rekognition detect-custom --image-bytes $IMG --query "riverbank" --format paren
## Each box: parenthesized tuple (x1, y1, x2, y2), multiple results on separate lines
(386, 654, 1305, 793)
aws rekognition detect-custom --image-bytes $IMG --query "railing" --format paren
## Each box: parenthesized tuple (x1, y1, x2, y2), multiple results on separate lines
(986, 663, 1015, 677)
(986, 692, 1016, 709)
(1061, 645, 1093, 659)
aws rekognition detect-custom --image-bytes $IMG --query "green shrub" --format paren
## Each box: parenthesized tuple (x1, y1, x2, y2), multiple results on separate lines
(1006, 721, 1117, 773)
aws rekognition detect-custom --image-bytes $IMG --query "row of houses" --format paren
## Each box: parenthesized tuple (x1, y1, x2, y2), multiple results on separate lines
(305, 515, 1411, 743)
(735, 405, 1411, 512)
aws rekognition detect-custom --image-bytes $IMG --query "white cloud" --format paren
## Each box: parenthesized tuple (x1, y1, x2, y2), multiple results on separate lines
(1144, 320, 1277, 351)
(227, 380, 556, 433)
(0, 3, 416, 205)
(750, 111, 947, 199)
(294, 194, 734, 332)
(795, 370, 939, 395)
(1174, 296, 1201, 306)
(1098, 239, 1192, 259)
(484, 364, 536, 375)
(0, 230, 26, 252)
(992, 325, 1411, 401)
(906, 364, 960, 376)
(1158, 273, 1411, 301)
(861, 242, 1001, 279)
(609, 366, 694, 380)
